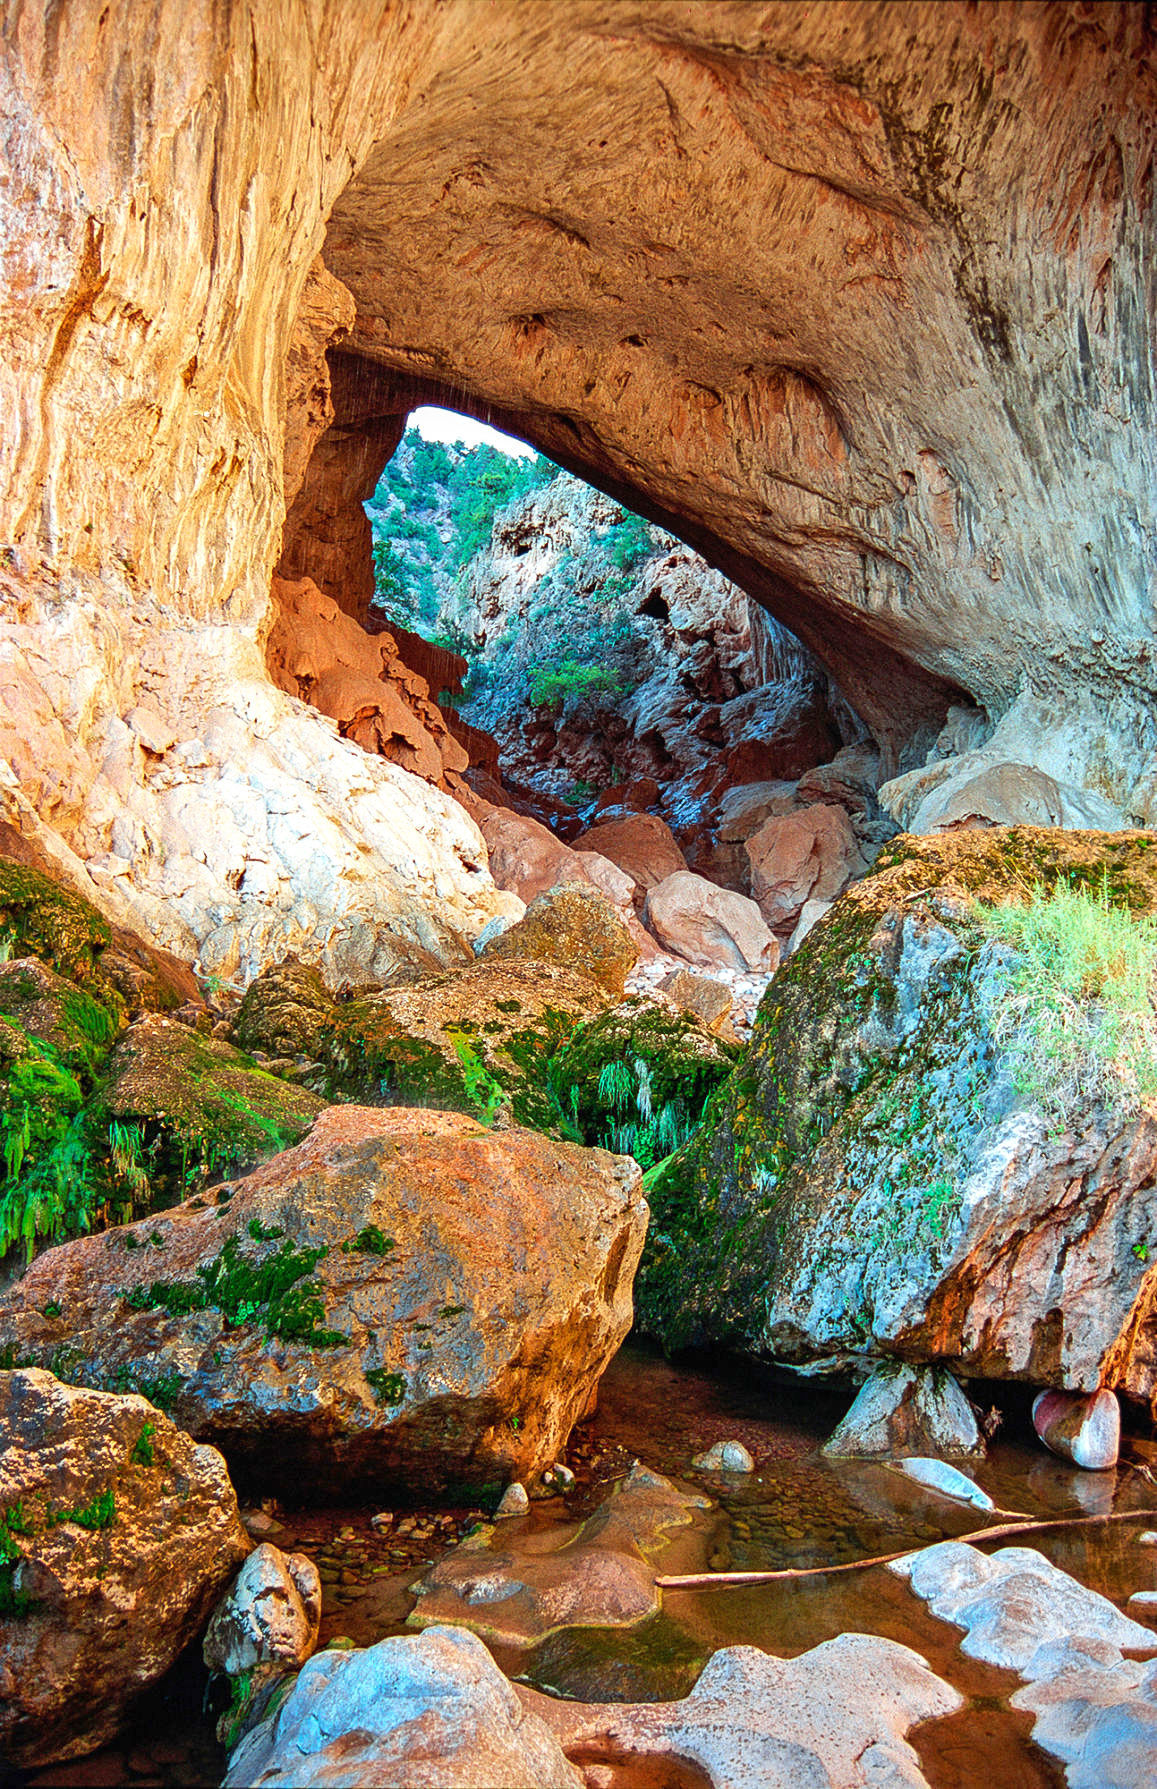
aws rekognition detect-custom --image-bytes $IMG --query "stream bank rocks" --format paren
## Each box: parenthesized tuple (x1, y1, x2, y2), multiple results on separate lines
(0, 1368, 249, 1768)
(0, 1106, 647, 1500)
(638, 829, 1157, 1408)
(823, 1362, 984, 1461)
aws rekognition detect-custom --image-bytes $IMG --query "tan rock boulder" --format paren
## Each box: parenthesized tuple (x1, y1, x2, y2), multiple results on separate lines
(0, 1108, 647, 1501)
(657, 968, 737, 1040)
(576, 813, 688, 890)
(745, 803, 867, 930)
(478, 805, 634, 911)
(643, 871, 779, 974)
(482, 884, 639, 997)
(0, 1369, 249, 1768)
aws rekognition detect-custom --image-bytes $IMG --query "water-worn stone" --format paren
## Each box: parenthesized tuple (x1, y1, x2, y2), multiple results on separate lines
(410, 1464, 709, 1647)
(203, 1543, 322, 1678)
(643, 871, 779, 973)
(0, 1106, 647, 1500)
(639, 830, 1157, 1408)
(0, 1368, 249, 1768)
(692, 1440, 755, 1473)
(482, 884, 638, 996)
(745, 803, 866, 932)
(224, 1624, 583, 1788)
(1033, 1388, 1121, 1471)
(898, 1458, 994, 1511)
(823, 1363, 983, 1461)
(1009, 1639, 1157, 1789)
(494, 1482, 530, 1520)
(527, 1630, 962, 1788)
(891, 1542, 1157, 1671)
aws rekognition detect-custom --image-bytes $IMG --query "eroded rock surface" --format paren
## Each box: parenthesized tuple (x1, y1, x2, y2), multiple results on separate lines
(0, 1107, 647, 1500)
(0, 1369, 249, 1768)
(823, 1363, 984, 1461)
(639, 830, 1157, 1405)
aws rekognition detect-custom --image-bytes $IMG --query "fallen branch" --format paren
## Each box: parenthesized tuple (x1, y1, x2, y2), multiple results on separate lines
(655, 1506, 1157, 1591)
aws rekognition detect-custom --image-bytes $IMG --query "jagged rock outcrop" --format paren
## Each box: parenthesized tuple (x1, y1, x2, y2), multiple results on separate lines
(1, 3, 1154, 988)
(266, 574, 467, 785)
(0, 1106, 647, 1499)
(638, 829, 1157, 1409)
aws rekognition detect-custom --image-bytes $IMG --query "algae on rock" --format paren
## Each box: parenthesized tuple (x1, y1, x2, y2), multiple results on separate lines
(637, 828, 1157, 1408)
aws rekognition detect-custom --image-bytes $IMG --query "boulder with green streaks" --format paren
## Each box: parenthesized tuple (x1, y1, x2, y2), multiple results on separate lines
(637, 828, 1157, 1409)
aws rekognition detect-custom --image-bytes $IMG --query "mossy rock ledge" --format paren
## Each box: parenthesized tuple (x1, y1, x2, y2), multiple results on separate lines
(638, 827, 1157, 1410)
(0, 1105, 647, 1500)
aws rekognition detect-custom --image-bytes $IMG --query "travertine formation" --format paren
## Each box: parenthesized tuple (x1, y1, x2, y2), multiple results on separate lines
(1, 3, 1154, 985)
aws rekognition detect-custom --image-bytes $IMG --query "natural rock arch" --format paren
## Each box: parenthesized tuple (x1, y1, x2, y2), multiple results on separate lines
(0, 2, 1153, 977)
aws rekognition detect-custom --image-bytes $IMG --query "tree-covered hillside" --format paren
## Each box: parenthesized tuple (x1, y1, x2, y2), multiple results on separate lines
(366, 430, 556, 642)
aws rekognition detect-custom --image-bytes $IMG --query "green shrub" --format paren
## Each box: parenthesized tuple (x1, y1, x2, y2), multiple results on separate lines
(975, 876, 1157, 1119)
(527, 658, 630, 710)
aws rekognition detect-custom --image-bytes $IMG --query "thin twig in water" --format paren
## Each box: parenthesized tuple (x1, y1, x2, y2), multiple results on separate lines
(655, 1507, 1157, 1591)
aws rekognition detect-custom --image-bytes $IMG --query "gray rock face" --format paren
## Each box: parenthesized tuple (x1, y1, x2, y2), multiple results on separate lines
(1010, 1639, 1157, 1789)
(0, 1369, 249, 1768)
(528, 1630, 962, 1789)
(224, 1624, 584, 1788)
(823, 1364, 983, 1461)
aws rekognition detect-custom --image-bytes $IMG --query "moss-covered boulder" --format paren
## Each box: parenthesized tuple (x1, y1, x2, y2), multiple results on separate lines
(0, 958, 120, 1077)
(638, 828, 1157, 1406)
(481, 885, 638, 997)
(97, 1015, 325, 1198)
(550, 998, 738, 1169)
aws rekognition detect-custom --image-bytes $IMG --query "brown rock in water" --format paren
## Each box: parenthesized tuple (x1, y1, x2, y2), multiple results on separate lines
(482, 885, 639, 997)
(643, 871, 779, 974)
(746, 803, 867, 931)
(577, 813, 689, 891)
(1033, 1389, 1121, 1472)
(0, 1369, 249, 1768)
(409, 1462, 709, 1647)
(0, 1108, 646, 1501)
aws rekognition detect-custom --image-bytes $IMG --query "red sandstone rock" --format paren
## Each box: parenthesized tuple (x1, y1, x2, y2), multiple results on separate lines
(745, 803, 866, 931)
(266, 575, 467, 785)
(577, 813, 688, 891)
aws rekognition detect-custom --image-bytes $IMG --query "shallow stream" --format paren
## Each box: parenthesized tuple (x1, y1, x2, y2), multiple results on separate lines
(22, 1342, 1157, 1788)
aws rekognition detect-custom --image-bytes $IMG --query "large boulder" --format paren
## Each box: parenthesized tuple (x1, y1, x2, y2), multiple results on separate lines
(224, 1625, 584, 1789)
(745, 802, 867, 931)
(881, 755, 1126, 835)
(233, 954, 610, 1129)
(637, 829, 1157, 1405)
(0, 1107, 647, 1500)
(576, 813, 689, 889)
(0, 1368, 249, 1768)
(643, 871, 779, 973)
(481, 884, 639, 997)
(823, 1362, 983, 1461)
(477, 804, 629, 907)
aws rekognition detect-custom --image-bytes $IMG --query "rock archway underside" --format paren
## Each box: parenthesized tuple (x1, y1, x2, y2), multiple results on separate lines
(1, 1, 1154, 978)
